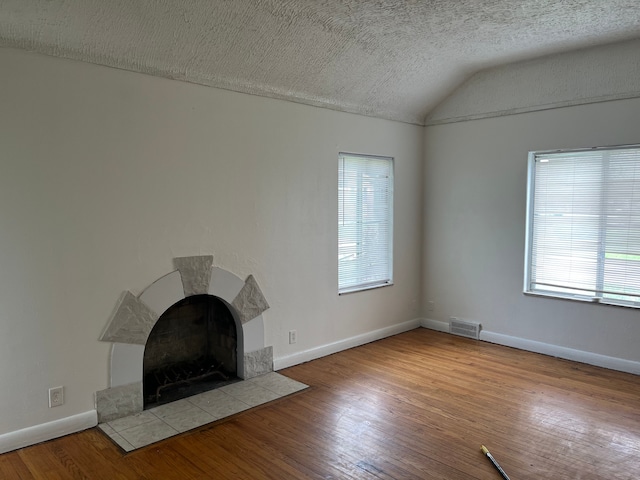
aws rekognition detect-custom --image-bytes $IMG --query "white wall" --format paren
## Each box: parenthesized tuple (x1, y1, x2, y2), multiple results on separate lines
(423, 97, 640, 364)
(0, 48, 424, 436)
(426, 38, 640, 125)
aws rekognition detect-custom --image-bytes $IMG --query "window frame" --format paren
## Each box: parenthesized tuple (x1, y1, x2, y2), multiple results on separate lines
(338, 152, 394, 295)
(524, 144, 640, 309)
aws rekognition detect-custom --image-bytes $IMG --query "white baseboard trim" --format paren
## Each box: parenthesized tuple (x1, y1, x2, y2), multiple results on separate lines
(274, 318, 422, 370)
(420, 318, 639, 375)
(480, 331, 640, 375)
(0, 410, 97, 454)
(420, 318, 449, 332)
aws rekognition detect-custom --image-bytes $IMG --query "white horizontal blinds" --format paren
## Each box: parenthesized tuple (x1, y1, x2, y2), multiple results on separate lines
(531, 151, 602, 296)
(530, 147, 640, 304)
(338, 153, 393, 293)
(602, 149, 640, 303)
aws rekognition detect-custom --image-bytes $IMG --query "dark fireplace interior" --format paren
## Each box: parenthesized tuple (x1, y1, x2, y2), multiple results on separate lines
(143, 294, 239, 409)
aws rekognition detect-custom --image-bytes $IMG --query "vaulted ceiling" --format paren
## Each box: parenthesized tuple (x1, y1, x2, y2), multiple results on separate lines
(2, 1, 640, 125)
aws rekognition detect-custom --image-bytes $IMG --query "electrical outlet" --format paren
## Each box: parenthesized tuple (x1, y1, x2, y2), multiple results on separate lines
(288, 330, 297, 344)
(49, 386, 64, 408)
(428, 301, 435, 311)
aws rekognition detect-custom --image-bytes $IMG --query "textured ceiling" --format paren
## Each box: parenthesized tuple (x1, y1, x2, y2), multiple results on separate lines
(2, 0, 640, 125)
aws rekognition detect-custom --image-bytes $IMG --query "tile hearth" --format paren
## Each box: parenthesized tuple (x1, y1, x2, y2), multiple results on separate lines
(98, 372, 307, 452)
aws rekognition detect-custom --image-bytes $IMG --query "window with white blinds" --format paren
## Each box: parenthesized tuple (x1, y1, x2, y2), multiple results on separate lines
(524, 145, 640, 308)
(338, 153, 394, 294)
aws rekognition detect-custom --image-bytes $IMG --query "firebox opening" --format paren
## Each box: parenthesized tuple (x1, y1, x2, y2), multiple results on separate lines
(142, 294, 239, 409)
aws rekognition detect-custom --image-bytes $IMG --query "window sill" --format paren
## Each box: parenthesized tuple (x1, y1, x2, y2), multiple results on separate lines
(339, 282, 394, 296)
(523, 290, 640, 310)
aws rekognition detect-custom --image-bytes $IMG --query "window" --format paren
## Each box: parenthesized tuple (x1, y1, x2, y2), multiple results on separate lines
(338, 152, 394, 294)
(524, 145, 640, 308)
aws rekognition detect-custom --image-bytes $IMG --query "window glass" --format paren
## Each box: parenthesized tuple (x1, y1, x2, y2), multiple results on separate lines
(525, 145, 640, 307)
(338, 153, 394, 294)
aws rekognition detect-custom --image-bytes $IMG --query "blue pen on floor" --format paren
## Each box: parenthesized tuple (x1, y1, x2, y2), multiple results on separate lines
(481, 445, 511, 480)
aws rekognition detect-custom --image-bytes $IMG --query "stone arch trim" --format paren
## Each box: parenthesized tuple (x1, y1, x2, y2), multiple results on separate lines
(100, 256, 270, 345)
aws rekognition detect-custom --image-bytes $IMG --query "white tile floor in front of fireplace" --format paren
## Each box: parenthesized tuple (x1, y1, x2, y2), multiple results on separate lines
(98, 372, 308, 452)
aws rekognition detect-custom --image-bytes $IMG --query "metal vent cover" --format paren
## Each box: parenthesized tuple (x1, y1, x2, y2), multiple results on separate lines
(449, 317, 481, 340)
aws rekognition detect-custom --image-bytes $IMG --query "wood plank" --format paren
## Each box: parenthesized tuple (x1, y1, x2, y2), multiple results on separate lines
(1, 329, 638, 479)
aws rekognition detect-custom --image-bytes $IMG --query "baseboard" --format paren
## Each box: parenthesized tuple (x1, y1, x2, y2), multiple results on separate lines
(0, 410, 97, 454)
(480, 331, 640, 375)
(420, 317, 639, 375)
(274, 318, 422, 370)
(420, 318, 449, 332)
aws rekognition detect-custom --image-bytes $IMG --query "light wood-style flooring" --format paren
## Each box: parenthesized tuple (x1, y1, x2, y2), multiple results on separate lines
(1, 329, 639, 479)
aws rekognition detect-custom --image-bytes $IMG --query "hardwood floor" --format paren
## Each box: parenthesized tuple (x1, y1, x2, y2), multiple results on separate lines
(2, 329, 639, 479)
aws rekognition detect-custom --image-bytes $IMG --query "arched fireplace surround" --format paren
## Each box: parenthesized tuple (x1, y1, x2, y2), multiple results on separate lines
(95, 255, 273, 423)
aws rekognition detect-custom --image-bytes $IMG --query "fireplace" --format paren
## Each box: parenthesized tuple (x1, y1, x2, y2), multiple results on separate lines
(95, 255, 274, 423)
(143, 294, 239, 408)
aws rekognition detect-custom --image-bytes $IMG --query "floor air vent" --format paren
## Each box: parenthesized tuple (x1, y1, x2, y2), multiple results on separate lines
(449, 317, 481, 340)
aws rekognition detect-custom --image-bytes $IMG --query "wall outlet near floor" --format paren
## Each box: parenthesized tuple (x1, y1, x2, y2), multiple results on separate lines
(289, 330, 297, 344)
(427, 301, 435, 311)
(49, 386, 64, 408)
